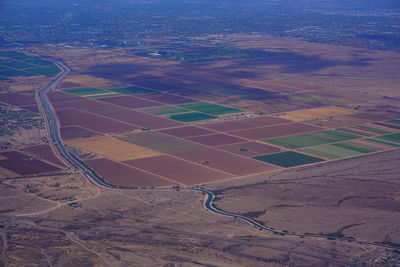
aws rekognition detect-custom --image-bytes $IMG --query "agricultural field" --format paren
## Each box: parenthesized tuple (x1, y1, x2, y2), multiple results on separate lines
(66, 136, 162, 161)
(253, 151, 325, 167)
(178, 101, 243, 115)
(169, 112, 218, 122)
(279, 106, 359, 121)
(377, 133, 400, 144)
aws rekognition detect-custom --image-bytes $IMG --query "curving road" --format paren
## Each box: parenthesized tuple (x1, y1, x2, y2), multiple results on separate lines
(34, 57, 398, 259)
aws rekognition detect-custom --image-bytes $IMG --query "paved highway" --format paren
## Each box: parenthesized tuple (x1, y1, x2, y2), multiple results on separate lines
(35, 57, 398, 256)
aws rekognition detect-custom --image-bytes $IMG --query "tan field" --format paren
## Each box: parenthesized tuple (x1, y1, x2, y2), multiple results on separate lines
(66, 136, 162, 161)
(278, 106, 359, 121)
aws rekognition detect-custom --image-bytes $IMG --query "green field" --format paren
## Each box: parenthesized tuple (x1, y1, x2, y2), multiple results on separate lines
(353, 125, 392, 134)
(64, 87, 110, 96)
(364, 138, 400, 147)
(376, 133, 400, 143)
(107, 86, 152, 95)
(0, 77, 10, 81)
(87, 93, 123, 99)
(0, 51, 34, 60)
(300, 144, 363, 159)
(0, 69, 35, 77)
(253, 151, 324, 167)
(121, 131, 203, 154)
(331, 141, 382, 153)
(178, 101, 243, 115)
(0, 60, 34, 69)
(26, 67, 60, 77)
(169, 112, 218, 122)
(139, 105, 189, 115)
(336, 128, 373, 137)
(263, 130, 359, 149)
(24, 59, 55, 67)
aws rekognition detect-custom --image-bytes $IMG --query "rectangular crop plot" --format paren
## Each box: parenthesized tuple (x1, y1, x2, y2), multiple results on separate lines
(121, 131, 204, 154)
(331, 141, 383, 153)
(0, 151, 60, 175)
(138, 92, 193, 104)
(56, 109, 137, 134)
(159, 126, 215, 138)
(169, 112, 218, 122)
(376, 133, 400, 143)
(253, 151, 324, 168)
(364, 138, 400, 147)
(85, 158, 172, 188)
(386, 119, 400, 125)
(68, 136, 162, 161)
(187, 133, 246, 146)
(23, 144, 66, 167)
(139, 105, 189, 115)
(280, 106, 358, 121)
(107, 86, 153, 95)
(24, 59, 55, 67)
(201, 116, 289, 132)
(0, 61, 34, 69)
(123, 155, 233, 185)
(98, 95, 162, 109)
(336, 128, 374, 137)
(26, 67, 60, 77)
(299, 145, 363, 160)
(353, 125, 392, 135)
(0, 69, 35, 77)
(60, 126, 100, 140)
(178, 101, 243, 115)
(48, 91, 84, 103)
(230, 123, 323, 140)
(0, 51, 34, 59)
(173, 148, 280, 176)
(218, 141, 280, 157)
(263, 130, 359, 149)
(0, 92, 36, 106)
(63, 87, 110, 96)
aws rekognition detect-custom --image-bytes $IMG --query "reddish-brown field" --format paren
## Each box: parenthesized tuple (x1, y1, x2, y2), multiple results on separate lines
(187, 133, 247, 146)
(60, 126, 101, 140)
(0, 93, 36, 106)
(123, 155, 233, 185)
(137, 92, 194, 104)
(47, 91, 83, 103)
(218, 141, 281, 157)
(173, 148, 280, 176)
(20, 104, 40, 113)
(85, 158, 172, 187)
(159, 126, 216, 138)
(201, 116, 289, 132)
(23, 144, 67, 168)
(56, 108, 137, 133)
(98, 95, 163, 109)
(229, 123, 323, 139)
(56, 81, 84, 89)
(0, 151, 60, 175)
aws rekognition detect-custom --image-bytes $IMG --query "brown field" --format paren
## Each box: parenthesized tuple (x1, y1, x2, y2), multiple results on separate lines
(187, 133, 247, 146)
(0, 151, 60, 175)
(23, 144, 67, 168)
(201, 115, 289, 132)
(56, 108, 137, 133)
(123, 155, 233, 185)
(305, 115, 375, 128)
(218, 141, 281, 157)
(60, 126, 101, 140)
(85, 158, 172, 187)
(98, 95, 163, 109)
(0, 92, 36, 106)
(347, 112, 390, 121)
(67, 136, 161, 161)
(173, 148, 280, 176)
(278, 106, 359, 121)
(20, 104, 40, 113)
(47, 91, 84, 102)
(159, 126, 216, 138)
(229, 123, 324, 139)
(137, 92, 194, 104)
(0, 166, 19, 178)
(61, 74, 115, 88)
(56, 81, 84, 89)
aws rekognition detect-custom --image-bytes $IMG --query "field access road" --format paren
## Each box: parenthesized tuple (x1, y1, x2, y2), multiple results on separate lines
(34, 56, 398, 258)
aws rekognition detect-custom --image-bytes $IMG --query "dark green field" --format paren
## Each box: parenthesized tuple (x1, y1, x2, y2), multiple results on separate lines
(169, 112, 218, 122)
(253, 151, 324, 167)
(107, 86, 152, 95)
(364, 138, 400, 147)
(376, 133, 400, 143)
(26, 67, 60, 77)
(263, 130, 359, 149)
(0, 51, 34, 60)
(353, 125, 392, 134)
(386, 119, 400, 125)
(24, 59, 55, 67)
(0, 69, 35, 77)
(178, 101, 243, 115)
(336, 128, 373, 137)
(139, 105, 189, 115)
